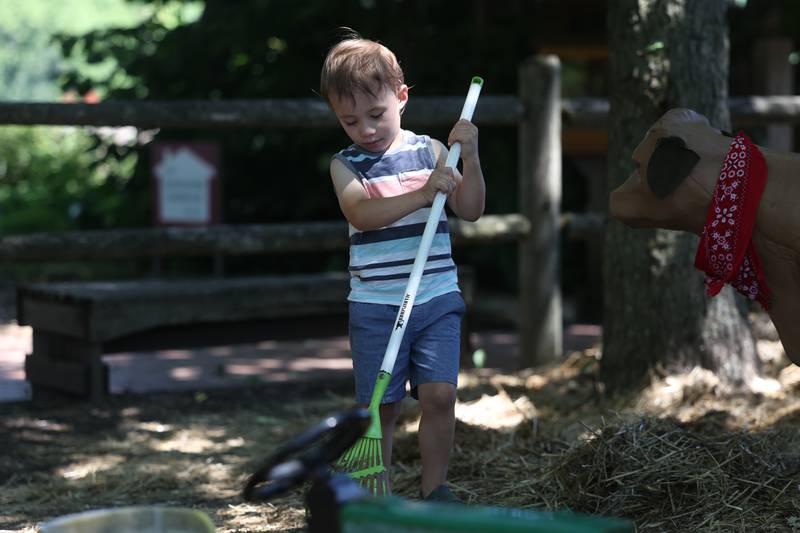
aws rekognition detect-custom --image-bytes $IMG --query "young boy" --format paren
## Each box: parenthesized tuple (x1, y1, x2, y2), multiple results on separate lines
(320, 31, 485, 502)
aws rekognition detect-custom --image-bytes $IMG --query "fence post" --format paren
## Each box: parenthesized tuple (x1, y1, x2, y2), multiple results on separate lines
(518, 55, 562, 367)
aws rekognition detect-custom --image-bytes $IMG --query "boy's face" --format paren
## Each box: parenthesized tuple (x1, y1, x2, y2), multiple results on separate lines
(330, 83, 408, 153)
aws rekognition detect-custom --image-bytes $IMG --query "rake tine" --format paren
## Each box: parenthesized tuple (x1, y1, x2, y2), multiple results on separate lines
(334, 434, 388, 495)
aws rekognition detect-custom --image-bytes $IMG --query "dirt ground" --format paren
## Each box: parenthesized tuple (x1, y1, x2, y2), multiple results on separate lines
(2, 331, 800, 532)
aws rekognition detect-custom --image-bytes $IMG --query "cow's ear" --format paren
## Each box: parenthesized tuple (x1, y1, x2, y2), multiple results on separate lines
(647, 136, 700, 199)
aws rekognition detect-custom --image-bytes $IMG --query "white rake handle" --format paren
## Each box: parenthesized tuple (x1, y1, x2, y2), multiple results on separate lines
(379, 77, 483, 374)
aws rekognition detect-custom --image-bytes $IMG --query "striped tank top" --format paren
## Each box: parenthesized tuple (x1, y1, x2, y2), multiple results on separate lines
(334, 130, 459, 305)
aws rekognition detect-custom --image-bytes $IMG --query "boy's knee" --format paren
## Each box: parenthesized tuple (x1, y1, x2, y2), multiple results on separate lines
(379, 401, 403, 422)
(419, 383, 456, 413)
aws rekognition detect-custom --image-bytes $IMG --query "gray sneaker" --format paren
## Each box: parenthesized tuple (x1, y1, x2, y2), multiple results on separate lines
(422, 484, 462, 504)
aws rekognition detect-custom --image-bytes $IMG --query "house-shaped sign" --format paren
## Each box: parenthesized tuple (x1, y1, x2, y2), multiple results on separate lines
(151, 141, 220, 226)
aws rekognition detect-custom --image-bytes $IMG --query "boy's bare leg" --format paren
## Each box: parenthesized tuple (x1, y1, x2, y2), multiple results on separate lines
(417, 382, 457, 497)
(378, 401, 403, 493)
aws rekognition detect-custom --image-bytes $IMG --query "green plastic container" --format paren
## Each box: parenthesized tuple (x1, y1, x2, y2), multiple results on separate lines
(340, 497, 634, 533)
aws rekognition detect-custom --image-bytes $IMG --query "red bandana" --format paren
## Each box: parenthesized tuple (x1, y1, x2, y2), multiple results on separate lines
(694, 132, 770, 309)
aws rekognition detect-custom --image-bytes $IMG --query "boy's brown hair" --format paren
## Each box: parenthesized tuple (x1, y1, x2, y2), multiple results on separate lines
(320, 31, 404, 106)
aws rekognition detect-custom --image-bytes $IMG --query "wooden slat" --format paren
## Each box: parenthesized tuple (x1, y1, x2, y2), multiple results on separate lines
(561, 97, 610, 129)
(3, 211, 597, 265)
(729, 96, 800, 125)
(562, 96, 800, 128)
(4, 96, 797, 129)
(0, 214, 531, 262)
(0, 95, 523, 128)
(20, 273, 351, 341)
(17, 297, 88, 338)
(560, 212, 605, 240)
(25, 354, 91, 396)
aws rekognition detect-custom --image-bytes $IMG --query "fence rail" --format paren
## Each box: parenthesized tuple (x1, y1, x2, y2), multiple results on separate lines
(0, 214, 532, 262)
(0, 96, 524, 128)
(2, 96, 798, 129)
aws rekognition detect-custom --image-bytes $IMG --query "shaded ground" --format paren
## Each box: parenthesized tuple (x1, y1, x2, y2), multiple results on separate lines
(2, 339, 800, 532)
(1, 277, 798, 532)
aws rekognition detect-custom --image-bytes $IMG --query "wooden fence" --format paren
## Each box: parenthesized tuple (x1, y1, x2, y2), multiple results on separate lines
(2, 54, 800, 366)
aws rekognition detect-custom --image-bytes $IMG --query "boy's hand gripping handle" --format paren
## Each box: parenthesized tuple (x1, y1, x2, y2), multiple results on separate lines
(378, 77, 483, 374)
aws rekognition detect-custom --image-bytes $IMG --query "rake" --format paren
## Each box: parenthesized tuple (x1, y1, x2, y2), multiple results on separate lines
(335, 76, 484, 495)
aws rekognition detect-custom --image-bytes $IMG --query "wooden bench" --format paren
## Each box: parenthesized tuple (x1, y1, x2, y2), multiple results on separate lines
(17, 270, 474, 401)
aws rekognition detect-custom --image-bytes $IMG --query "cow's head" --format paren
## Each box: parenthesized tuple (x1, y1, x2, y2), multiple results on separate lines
(609, 108, 733, 234)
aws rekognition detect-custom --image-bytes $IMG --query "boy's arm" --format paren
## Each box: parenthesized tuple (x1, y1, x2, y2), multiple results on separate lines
(432, 119, 486, 221)
(331, 158, 444, 231)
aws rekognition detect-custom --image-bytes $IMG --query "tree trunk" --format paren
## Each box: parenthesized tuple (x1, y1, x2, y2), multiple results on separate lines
(602, 0, 759, 391)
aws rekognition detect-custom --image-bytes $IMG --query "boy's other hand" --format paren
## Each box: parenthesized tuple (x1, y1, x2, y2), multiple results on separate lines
(421, 167, 459, 203)
(448, 119, 479, 160)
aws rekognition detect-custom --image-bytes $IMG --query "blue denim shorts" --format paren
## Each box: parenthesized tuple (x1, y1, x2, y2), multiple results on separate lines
(349, 291, 466, 404)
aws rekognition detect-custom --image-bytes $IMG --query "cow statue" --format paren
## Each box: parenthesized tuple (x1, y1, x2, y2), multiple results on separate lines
(609, 108, 800, 366)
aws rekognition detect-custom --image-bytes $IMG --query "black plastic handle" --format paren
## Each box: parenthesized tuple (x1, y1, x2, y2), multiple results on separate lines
(243, 407, 370, 502)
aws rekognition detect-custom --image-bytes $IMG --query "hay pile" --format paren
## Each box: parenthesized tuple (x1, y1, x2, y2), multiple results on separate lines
(544, 417, 800, 530)
(4, 349, 800, 532)
(390, 358, 800, 532)
(390, 412, 800, 531)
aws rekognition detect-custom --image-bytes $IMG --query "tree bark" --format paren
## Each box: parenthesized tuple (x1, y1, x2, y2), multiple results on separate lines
(602, 0, 759, 391)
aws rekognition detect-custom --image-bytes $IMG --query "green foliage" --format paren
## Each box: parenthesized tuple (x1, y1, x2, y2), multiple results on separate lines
(0, 0, 152, 101)
(0, 24, 61, 101)
(0, 127, 139, 234)
(56, 1, 203, 98)
(0, 0, 200, 236)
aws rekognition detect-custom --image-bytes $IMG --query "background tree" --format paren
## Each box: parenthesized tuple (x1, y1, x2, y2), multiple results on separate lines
(602, 0, 760, 391)
(0, 0, 168, 235)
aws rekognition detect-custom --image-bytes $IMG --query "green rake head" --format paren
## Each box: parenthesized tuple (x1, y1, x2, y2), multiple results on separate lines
(333, 370, 391, 495)
(334, 435, 387, 496)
